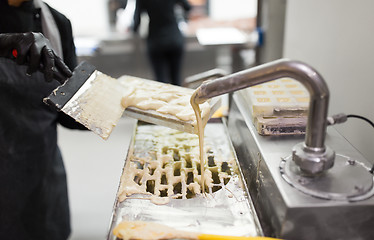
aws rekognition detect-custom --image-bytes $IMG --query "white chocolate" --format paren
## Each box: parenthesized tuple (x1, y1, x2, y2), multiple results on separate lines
(244, 78, 310, 118)
(118, 76, 210, 129)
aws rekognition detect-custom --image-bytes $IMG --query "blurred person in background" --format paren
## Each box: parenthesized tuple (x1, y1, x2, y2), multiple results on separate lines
(132, 0, 192, 86)
(108, 0, 128, 28)
(0, 0, 86, 239)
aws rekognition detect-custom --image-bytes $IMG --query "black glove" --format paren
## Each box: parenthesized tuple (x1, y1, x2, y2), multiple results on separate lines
(0, 32, 72, 83)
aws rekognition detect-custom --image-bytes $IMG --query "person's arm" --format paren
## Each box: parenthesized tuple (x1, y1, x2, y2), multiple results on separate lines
(177, 0, 192, 22)
(47, 7, 88, 130)
(0, 32, 72, 83)
(132, 0, 143, 33)
(59, 18, 77, 72)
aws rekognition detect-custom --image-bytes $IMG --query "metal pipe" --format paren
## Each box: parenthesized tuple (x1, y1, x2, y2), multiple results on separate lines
(193, 59, 335, 174)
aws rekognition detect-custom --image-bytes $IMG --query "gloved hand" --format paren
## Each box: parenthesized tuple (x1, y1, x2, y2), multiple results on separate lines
(0, 32, 72, 83)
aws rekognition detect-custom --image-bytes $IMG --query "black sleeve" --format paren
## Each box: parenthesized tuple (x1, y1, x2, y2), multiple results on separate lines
(47, 5, 77, 71)
(59, 18, 77, 71)
(132, 0, 143, 33)
(48, 5, 88, 130)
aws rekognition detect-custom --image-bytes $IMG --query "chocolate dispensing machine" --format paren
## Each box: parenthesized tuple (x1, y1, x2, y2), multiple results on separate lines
(108, 59, 374, 240)
(191, 59, 374, 239)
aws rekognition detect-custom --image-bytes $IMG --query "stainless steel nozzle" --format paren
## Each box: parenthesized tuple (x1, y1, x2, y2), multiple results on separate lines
(192, 59, 335, 175)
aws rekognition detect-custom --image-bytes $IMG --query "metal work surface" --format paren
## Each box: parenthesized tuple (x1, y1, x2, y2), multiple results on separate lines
(107, 121, 262, 239)
(228, 90, 374, 239)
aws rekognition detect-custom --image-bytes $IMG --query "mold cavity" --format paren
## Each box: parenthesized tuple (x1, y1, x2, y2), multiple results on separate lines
(162, 146, 168, 154)
(185, 155, 192, 168)
(221, 162, 231, 174)
(146, 180, 155, 194)
(173, 150, 180, 161)
(149, 167, 156, 175)
(173, 182, 182, 194)
(186, 172, 194, 184)
(208, 156, 216, 167)
(160, 189, 168, 197)
(174, 167, 181, 176)
(212, 186, 222, 192)
(162, 162, 169, 168)
(161, 174, 168, 185)
(186, 188, 194, 199)
(134, 174, 142, 185)
(196, 163, 201, 175)
(212, 171, 220, 184)
(134, 161, 144, 169)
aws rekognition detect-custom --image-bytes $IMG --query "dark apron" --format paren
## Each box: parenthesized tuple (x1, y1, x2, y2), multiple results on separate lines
(0, 58, 70, 240)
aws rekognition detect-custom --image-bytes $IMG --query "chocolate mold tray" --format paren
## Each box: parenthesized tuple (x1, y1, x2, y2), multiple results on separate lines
(106, 121, 262, 239)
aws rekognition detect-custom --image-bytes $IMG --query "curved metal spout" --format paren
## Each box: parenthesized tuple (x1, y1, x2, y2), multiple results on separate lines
(193, 59, 335, 175)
